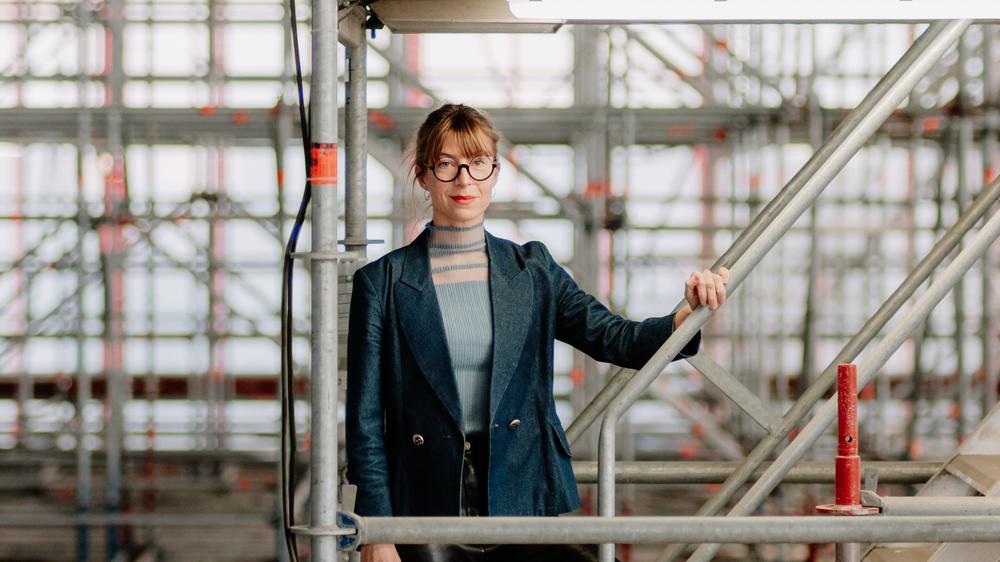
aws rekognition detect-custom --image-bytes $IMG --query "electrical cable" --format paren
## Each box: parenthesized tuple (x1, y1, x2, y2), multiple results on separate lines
(280, 0, 312, 559)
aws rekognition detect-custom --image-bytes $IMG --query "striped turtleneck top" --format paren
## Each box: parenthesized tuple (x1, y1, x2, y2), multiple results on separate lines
(428, 222, 493, 434)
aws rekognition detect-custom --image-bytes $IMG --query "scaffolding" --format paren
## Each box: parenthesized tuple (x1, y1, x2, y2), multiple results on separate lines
(1, 2, 1000, 561)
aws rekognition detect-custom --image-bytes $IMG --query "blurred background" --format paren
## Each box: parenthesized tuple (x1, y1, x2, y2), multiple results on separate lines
(0, 1, 998, 560)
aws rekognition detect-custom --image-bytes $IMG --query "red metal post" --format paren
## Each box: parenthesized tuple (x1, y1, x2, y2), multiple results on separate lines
(817, 364, 876, 562)
(817, 363, 877, 517)
(835, 363, 860, 506)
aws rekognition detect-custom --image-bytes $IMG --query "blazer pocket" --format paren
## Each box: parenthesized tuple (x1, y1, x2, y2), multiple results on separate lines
(548, 418, 573, 458)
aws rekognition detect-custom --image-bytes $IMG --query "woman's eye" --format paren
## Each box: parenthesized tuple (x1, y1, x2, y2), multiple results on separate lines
(437, 161, 456, 169)
(472, 157, 488, 166)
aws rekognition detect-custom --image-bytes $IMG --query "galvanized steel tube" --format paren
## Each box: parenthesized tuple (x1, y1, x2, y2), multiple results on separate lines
(75, 3, 93, 560)
(345, 35, 368, 257)
(981, 24, 999, 414)
(878, 496, 1000, 516)
(570, 460, 937, 484)
(104, 1, 126, 557)
(308, 1, 340, 560)
(8, 513, 1000, 545)
(347, 516, 1000, 545)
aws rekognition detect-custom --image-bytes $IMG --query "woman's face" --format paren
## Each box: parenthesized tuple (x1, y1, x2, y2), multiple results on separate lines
(419, 134, 497, 228)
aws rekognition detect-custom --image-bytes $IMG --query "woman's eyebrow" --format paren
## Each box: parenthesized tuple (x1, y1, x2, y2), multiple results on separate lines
(440, 152, 488, 159)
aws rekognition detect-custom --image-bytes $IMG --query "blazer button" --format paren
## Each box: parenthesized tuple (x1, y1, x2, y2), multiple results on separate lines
(508, 419, 521, 430)
(412, 434, 425, 446)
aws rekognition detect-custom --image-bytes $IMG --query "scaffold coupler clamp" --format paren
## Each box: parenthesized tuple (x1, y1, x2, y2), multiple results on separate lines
(816, 364, 879, 517)
(336, 511, 362, 551)
(289, 511, 361, 551)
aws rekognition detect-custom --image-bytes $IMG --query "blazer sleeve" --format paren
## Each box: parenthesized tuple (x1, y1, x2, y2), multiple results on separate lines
(345, 267, 393, 516)
(536, 242, 700, 369)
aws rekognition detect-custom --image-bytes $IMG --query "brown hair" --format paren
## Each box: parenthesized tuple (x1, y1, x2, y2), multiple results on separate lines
(409, 104, 501, 185)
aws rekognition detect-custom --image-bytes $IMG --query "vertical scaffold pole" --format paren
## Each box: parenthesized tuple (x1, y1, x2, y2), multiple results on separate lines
(309, 0, 339, 560)
(981, 24, 998, 415)
(345, 28, 369, 258)
(75, 2, 93, 560)
(104, 0, 126, 557)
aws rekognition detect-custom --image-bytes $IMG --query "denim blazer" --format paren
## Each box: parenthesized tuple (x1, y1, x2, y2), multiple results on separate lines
(345, 229, 699, 517)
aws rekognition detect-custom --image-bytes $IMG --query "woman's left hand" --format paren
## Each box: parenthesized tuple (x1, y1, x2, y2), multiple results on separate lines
(684, 267, 730, 311)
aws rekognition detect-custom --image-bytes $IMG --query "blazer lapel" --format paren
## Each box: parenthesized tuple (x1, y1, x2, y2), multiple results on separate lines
(395, 230, 463, 429)
(487, 232, 534, 423)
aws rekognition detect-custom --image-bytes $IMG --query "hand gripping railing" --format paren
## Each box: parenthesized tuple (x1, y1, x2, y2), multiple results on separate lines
(593, 19, 971, 562)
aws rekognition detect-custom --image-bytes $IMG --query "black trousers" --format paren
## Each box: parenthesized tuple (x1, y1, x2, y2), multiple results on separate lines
(395, 433, 611, 562)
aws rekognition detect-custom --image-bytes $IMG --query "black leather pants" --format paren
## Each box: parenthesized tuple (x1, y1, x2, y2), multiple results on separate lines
(395, 433, 609, 562)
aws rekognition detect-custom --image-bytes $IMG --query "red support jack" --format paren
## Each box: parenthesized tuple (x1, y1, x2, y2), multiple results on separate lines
(817, 364, 878, 562)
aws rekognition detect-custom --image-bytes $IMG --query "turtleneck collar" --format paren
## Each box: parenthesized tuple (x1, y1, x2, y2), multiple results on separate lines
(427, 221, 485, 248)
(426, 222, 488, 285)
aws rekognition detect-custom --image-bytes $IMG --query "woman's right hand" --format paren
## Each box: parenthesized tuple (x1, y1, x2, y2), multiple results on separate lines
(360, 544, 401, 562)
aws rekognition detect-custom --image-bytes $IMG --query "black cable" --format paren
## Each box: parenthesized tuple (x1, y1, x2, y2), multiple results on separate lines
(280, 0, 313, 559)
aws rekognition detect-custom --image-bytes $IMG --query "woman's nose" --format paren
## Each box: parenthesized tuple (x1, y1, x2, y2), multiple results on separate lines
(454, 166, 473, 185)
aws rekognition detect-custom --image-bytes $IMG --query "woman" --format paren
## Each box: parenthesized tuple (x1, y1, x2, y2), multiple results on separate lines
(346, 104, 729, 562)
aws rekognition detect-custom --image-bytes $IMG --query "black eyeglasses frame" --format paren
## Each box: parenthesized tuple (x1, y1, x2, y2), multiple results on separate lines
(426, 160, 498, 183)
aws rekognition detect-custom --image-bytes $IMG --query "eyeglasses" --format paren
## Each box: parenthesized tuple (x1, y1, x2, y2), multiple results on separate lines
(427, 156, 497, 182)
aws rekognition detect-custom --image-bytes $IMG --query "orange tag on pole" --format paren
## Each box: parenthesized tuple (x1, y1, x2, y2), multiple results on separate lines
(309, 143, 338, 185)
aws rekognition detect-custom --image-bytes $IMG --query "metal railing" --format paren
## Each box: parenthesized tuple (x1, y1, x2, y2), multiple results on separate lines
(595, 19, 972, 562)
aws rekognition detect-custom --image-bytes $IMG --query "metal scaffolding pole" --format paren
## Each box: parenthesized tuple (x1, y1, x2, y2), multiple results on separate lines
(345, 28, 368, 258)
(653, 20, 972, 562)
(799, 97, 824, 394)
(571, 25, 607, 463)
(103, 0, 127, 557)
(15, 185, 37, 449)
(981, 24, 998, 415)
(687, 155, 1000, 562)
(866, 495, 1000, 516)
(308, 0, 340, 559)
(570, 460, 938, 484)
(907, 132, 950, 457)
(348, 515, 1000, 545)
(74, 2, 93, 560)
(4, 513, 1000, 545)
(11, 1, 29, 454)
(955, 32, 973, 438)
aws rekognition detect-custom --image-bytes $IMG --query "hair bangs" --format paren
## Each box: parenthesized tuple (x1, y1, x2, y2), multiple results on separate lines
(451, 117, 497, 160)
(428, 116, 497, 162)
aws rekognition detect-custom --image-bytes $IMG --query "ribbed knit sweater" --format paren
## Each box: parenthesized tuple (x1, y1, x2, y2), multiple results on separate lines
(428, 222, 493, 433)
